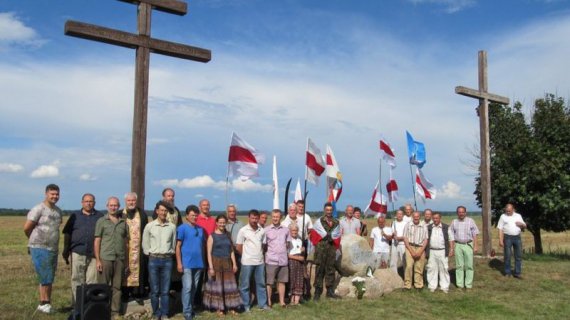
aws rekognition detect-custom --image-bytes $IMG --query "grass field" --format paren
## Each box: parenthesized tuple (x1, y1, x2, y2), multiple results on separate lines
(1, 215, 569, 320)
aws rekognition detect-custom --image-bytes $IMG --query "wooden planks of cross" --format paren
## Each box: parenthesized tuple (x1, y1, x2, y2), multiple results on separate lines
(455, 50, 509, 258)
(64, 0, 211, 211)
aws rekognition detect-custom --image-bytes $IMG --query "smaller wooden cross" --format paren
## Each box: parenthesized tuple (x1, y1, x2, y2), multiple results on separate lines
(65, 0, 211, 211)
(456, 50, 509, 258)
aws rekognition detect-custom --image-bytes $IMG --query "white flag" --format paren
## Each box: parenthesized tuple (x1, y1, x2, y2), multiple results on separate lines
(294, 178, 303, 202)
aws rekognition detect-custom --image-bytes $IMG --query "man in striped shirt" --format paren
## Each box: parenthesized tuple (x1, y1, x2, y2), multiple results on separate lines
(403, 211, 428, 290)
(450, 205, 479, 290)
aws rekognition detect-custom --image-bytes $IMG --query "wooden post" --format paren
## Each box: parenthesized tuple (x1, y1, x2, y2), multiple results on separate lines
(456, 50, 509, 258)
(64, 0, 211, 211)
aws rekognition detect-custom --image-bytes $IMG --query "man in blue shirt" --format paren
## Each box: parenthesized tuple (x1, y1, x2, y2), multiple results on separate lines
(62, 193, 103, 307)
(176, 205, 205, 320)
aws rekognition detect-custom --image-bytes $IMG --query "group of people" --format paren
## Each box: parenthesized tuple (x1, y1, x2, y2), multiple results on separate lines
(24, 184, 526, 320)
(366, 203, 526, 293)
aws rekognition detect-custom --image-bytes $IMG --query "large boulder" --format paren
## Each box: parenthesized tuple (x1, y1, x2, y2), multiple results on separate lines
(336, 234, 378, 276)
(334, 269, 404, 299)
(373, 268, 404, 293)
(334, 276, 384, 299)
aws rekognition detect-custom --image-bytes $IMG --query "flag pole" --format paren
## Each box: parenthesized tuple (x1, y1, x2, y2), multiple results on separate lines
(302, 178, 307, 241)
(409, 163, 418, 211)
(379, 157, 383, 215)
(225, 165, 230, 207)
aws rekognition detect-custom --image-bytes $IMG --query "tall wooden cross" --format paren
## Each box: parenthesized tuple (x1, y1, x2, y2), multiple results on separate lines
(455, 50, 509, 257)
(64, 0, 211, 211)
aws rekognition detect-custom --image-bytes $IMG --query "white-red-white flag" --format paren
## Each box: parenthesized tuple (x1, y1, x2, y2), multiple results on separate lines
(379, 138, 397, 168)
(228, 132, 264, 180)
(305, 138, 325, 185)
(386, 168, 399, 202)
(325, 145, 343, 201)
(272, 156, 279, 210)
(294, 178, 303, 202)
(415, 167, 436, 200)
(364, 181, 388, 217)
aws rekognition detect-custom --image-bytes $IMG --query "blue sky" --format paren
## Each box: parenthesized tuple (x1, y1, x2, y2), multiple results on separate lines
(1, 0, 569, 212)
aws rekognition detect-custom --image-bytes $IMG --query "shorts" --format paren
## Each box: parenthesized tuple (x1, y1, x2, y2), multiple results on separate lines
(265, 264, 289, 285)
(30, 247, 58, 285)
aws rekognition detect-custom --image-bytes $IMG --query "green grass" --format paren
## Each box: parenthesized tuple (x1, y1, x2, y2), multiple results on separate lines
(1, 216, 569, 320)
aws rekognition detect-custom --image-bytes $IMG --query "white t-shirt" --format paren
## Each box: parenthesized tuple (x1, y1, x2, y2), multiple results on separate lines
(370, 226, 393, 253)
(288, 237, 303, 255)
(236, 224, 266, 265)
(392, 220, 408, 246)
(497, 212, 525, 236)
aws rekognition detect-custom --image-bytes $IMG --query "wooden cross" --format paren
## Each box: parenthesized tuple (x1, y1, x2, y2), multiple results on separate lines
(455, 50, 509, 258)
(64, 0, 211, 211)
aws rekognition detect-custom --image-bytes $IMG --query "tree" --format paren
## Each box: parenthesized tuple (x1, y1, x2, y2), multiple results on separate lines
(475, 94, 570, 254)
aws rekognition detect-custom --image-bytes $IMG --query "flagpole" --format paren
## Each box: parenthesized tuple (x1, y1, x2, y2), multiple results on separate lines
(303, 138, 308, 242)
(225, 168, 230, 208)
(409, 163, 418, 211)
(379, 157, 383, 215)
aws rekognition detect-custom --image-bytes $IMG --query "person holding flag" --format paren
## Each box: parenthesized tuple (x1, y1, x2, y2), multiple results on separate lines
(309, 202, 341, 301)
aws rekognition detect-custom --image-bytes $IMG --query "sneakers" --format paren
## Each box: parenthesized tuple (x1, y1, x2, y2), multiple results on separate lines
(37, 304, 52, 314)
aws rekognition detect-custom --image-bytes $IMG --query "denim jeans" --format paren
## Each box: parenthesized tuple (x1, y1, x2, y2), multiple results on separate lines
(182, 268, 203, 319)
(148, 257, 173, 317)
(504, 234, 522, 276)
(239, 264, 267, 310)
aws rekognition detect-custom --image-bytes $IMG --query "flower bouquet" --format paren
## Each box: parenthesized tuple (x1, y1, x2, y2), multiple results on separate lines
(351, 276, 366, 300)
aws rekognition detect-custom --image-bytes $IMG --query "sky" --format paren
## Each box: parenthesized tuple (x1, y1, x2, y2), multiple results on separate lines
(1, 0, 569, 212)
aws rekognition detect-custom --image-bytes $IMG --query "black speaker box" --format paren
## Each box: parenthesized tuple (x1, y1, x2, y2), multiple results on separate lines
(75, 284, 111, 320)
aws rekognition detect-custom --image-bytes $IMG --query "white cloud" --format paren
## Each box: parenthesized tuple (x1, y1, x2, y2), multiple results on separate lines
(0, 12, 43, 48)
(194, 194, 204, 198)
(437, 181, 467, 199)
(406, 0, 476, 13)
(231, 179, 273, 192)
(79, 173, 97, 181)
(156, 175, 226, 190)
(155, 175, 272, 193)
(30, 164, 59, 178)
(0, 162, 24, 173)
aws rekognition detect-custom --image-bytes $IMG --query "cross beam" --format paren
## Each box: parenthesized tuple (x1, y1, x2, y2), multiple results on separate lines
(64, 0, 211, 211)
(455, 50, 509, 258)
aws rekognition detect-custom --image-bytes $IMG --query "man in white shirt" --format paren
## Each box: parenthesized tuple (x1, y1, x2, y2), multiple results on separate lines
(390, 210, 407, 274)
(339, 205, 361, 235)
(295, 200, 313, 239)
(497, 203, 526, 279)
(236, 210, 270, 311)
(426, 212, 454, 293)
(369, 215, 393, 268)
(403, 204, 414, 224)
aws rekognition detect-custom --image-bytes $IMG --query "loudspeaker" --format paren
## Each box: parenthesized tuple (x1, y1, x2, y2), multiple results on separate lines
(75, 284, 111, 320)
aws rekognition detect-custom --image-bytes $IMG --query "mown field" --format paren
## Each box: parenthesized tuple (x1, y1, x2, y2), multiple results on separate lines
(1, 215, 569, 320)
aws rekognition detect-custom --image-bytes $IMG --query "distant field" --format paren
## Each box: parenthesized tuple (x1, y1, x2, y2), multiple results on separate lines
(1, 215, 569, 319)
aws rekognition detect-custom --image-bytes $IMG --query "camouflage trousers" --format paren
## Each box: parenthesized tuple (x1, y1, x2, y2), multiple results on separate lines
(313, 242, 336, 289)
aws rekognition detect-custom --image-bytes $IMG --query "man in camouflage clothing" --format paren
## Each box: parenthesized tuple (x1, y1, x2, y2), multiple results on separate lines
(310, 202, 341, 300)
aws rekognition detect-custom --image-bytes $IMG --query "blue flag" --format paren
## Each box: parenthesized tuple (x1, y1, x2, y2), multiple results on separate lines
(406, 131, 426, 168)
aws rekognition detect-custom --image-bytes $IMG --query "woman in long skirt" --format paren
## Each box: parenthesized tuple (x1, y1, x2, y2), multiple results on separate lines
(203, 215, 242, 315)
(287, 224, 305, 305)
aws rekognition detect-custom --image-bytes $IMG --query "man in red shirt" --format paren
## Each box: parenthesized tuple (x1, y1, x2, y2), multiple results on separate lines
(196, 199, 216, 236)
